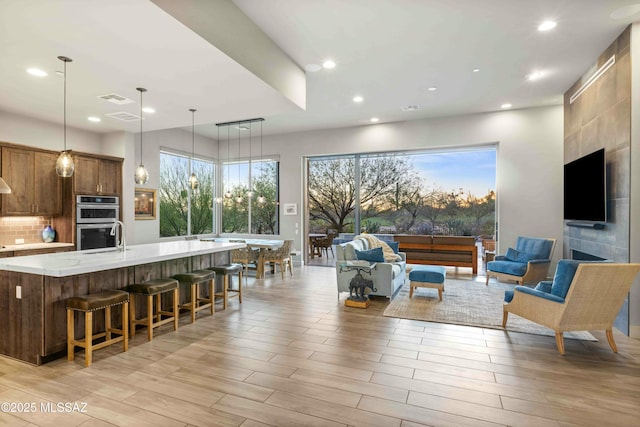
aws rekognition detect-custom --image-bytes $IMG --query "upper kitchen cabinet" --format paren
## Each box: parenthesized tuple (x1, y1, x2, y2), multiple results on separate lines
(74, 154, 122, 195)
(1, 147, 61, 216)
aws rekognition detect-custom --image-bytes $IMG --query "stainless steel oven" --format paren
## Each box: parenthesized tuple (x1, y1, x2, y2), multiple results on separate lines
(76, 223, 118, 251)
(76, 195, 119, 223)
(76, 195, 120, 250)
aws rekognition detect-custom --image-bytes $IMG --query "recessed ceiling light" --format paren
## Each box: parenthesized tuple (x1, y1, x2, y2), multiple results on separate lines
(472, 68, 480, 73)
(527, 71, 545, 81)
(353, 95, 364, 103)
(88, 116, 101, 122)
(142, 107, 155, 114)
(322, 59, 336, 69)
(26, 68, 47, 77)
(370, 117, 379, 123)
(610, 4, 640, 19)
(538, 21, 557, 32)
(428, 87, 437, 92)
(305, 63, 322, 72)
(501, 103, 512, 109)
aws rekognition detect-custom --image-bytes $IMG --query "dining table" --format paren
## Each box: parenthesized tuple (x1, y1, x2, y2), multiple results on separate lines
(308, 233, 327, 258)
(200, 237, 284, 278)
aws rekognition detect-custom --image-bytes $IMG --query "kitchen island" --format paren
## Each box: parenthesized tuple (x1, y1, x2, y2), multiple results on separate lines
(0, 240, 244, 365)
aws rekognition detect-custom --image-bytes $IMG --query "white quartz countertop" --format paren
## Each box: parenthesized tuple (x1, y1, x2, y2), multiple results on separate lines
(0, 241, 245, 277)
(0, 242, 74, 253)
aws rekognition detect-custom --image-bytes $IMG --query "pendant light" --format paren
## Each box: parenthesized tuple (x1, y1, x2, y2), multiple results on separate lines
(134, 87, 149, 185)
(235, 124, 243, 204)
(55, 56, 74, 177)
(246, 122, 254, 198)
(224, 125, 232, 199)
(256, 119, 266, 204)
(188, 108, 199, 190)
(214, 124, 223, 204)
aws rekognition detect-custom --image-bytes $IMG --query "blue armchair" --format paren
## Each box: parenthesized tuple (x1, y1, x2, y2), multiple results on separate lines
(503, 260, 640, 354)
(485, 236, 556, 286)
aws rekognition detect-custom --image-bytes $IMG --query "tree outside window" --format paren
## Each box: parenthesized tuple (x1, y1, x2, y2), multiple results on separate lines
(308, 149, 496, 237)
(159, 151, 214, 237)
(222, 159, 279, 234)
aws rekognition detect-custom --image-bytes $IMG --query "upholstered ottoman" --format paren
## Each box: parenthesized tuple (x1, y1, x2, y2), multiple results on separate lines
(409, 266, 446, 300)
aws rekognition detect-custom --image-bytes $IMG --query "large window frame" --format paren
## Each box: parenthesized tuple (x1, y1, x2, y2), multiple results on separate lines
(304, 143, 498, 241)
(220, 156, 280, 236)
(159, 149, 216, 238)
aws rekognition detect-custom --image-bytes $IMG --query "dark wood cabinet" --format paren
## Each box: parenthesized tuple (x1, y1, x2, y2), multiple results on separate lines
(74, 155, 122, 195)
(1, 147, 61, 216)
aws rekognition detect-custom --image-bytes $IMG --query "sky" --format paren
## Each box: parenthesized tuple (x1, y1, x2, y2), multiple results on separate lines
(412, 149, 496, 197)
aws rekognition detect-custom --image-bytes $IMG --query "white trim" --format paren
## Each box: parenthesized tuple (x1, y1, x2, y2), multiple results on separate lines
(569, 55, 616, 104)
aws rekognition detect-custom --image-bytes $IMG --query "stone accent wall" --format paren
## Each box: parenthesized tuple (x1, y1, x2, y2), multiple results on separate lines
(563, 26, 631, 332)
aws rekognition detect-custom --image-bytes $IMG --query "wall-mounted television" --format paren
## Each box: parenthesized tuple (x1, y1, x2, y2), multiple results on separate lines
(564, 148, 606, 222)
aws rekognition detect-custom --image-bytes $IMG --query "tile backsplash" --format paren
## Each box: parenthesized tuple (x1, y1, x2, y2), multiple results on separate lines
(0, 216, 54, 245)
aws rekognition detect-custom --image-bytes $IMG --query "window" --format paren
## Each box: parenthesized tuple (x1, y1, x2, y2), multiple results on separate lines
(308, 147, 496, 237)
(221, 158, 279, 234)
(159, 151, 214, 237)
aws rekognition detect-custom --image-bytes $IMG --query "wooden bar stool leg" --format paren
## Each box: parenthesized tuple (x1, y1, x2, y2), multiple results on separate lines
(238, 271, 243, 303)
(191, 283, 197, 323)
(130, 294, 136, 338)
(147, 294, 153, 341)
(67, 308, 74, 361)
(123, 302, 129, 352)
(105, 306, 112, 340)
(173, 288, 179, 330)
(155, 294, 162, 323)
(85, 311, 93, 367)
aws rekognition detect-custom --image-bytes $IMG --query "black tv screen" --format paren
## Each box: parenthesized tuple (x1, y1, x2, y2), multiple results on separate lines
(564, 148, 606, 222)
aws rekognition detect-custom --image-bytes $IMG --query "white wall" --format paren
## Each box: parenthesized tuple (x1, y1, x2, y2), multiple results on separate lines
(0, 109, 102, 153)
(262, 105, 564, 267)
(629, 23, 640, 337)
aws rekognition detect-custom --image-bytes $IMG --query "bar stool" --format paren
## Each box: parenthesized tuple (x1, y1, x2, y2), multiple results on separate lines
(208, 264, 243, 310)
(66, 289, 129, 367)
(173, 270, 215, 323)
(127, 278, 179, 341)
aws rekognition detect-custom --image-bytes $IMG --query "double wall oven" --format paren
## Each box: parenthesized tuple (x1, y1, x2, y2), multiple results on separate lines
(76, 195, 120, 251)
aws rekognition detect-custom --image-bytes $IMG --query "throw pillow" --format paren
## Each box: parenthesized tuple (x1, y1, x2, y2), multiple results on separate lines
(387, 241, 400, 254)
(504, 248, 537, 263)
(355, 247, 385, 263)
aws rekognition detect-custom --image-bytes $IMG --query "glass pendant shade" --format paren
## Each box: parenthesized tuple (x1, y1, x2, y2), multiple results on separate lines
(257, 195, 266, 204)
(55, 150, 75, 177)
(235, 195, 243, 203)
(246, 190, 254, 198)
(189, 172, 199, 190)
(134, 163, 149, 184)
(214, 195, 223, 204)
(56, 56, 74, 177)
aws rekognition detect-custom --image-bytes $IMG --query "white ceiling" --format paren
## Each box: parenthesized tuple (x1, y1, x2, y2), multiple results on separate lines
(1, 0, 638, 140)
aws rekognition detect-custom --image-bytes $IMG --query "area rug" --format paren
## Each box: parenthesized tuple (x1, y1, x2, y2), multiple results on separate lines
(383, 278, 597, 341)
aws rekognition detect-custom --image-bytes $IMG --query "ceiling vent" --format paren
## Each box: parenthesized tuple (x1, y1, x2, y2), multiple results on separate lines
(401, 105, 420, 112)
(98, 93, 135, 105)
(105, 112, 141, 122)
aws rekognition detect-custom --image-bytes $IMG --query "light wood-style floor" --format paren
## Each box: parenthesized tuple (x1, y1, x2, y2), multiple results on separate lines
(1, 265, 640, 426)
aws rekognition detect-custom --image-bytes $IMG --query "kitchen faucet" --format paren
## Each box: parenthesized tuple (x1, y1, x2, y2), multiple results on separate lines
(110, 220, 126, 252)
